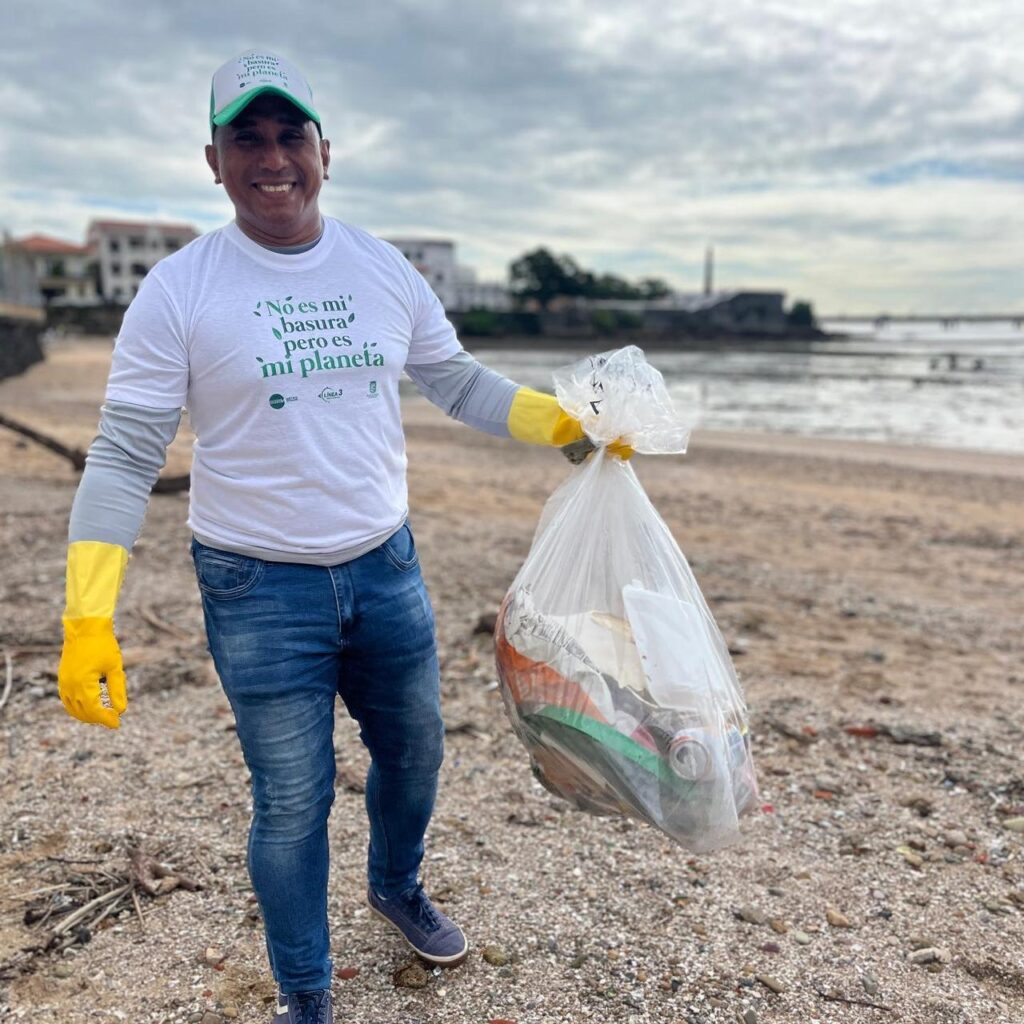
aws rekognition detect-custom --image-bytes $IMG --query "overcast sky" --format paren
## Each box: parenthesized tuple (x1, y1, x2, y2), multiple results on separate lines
(2, 0, 1021, 313)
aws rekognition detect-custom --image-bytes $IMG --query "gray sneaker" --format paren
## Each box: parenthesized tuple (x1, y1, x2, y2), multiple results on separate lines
(273, 988, 332, 1023)
(368, 883, 469, 966)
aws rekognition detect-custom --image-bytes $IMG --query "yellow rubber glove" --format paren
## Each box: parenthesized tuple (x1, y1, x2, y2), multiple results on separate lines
(58, 541, 129, 729)
(507, 387, 634, 459)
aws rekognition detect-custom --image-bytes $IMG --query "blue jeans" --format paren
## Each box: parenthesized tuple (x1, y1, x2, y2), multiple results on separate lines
(191, 525, 444, 994)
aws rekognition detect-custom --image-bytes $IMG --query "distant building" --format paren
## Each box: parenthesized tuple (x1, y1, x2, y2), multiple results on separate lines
(8, 234, 98, 306)
(0, 235, 44, 313)
(454, 265, 512, 312)
(0, 235, 45, 380)
(653, 290, 788, 334)
(387, 237, 510, 311)
(86, 219, 199, 302)
(387, 238, 458, 309)
(559, 290, 788, 336)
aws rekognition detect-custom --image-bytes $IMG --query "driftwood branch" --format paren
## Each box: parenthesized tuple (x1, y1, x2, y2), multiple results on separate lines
(0, 412, 190, 492)
(152, 473, 190, 494)
(0, 650, 12, 715)
(814, 985, 895, 1012)
(0, 413, 86, 470)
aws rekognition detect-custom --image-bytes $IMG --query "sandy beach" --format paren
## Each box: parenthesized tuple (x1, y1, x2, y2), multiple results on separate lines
(1, 336, 1022, 1024)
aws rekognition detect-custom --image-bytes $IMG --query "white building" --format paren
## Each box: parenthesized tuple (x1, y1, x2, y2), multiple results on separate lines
(454, 265, 512, 312)
(386, 237, 511, 312)
(386, 238, 458, 309)
(86, 220, 199, 303)
(9, 234, 98, 306)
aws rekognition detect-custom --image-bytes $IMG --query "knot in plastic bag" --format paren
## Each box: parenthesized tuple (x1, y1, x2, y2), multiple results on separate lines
(552, 345, 690, 455)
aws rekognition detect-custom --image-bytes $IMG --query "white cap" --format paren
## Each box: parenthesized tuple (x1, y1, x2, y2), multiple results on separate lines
(209, 51, 320, 129)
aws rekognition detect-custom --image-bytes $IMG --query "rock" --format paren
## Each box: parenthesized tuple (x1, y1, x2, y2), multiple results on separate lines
(862, 972, 879, 996)
(826, 907, 851, 928)
(203, 946, 225, 967)
(756, 974, 787, 994)
(899, 795, 934, 818)
(473, 612, 497, 635)
(815, 776, 843, 795)
(736, 905, 767, 926)
(896, 845, 925, 869)
(1003, 817, 1024, 833)
(394, 962, 430, 989)
(768, 918, 788, 934)
(909, 947, 951, 966)
(761, 942, 781, 954)
(738, 1008, 758, 1024)
(221, 1007, 238, 1020)
(54, 964, 73, 979)
(884, 724, 943, 746)
(482, 945, 511, 966)
(792, 930, 811, 945)
(337, 965, 359, 980)
(909, 934, 939, 950)
(200, 1014, 221, 1024)
(943, 829, 968, 848)
(983, 899, 1012, 915)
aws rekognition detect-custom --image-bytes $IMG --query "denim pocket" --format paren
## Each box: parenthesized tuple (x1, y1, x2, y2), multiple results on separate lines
(192, 542, 265, 599)
(381, 524, 419, 572)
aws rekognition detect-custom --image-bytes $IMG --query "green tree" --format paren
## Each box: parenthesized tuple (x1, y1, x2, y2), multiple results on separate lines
(509, 248, 585, 309)
(509, 248, 675, 307)
(787, 300, 816, 327)
(639, 277, 671, 300)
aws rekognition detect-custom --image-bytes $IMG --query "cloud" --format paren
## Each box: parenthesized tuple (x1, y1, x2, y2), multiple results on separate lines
(1, 0, 1021, 312)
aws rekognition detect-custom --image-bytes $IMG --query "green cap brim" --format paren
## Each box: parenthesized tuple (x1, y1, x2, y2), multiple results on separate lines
(211, 84, 321, 128)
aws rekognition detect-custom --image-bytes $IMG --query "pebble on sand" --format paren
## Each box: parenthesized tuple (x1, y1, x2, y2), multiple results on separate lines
(482, 945, 511, 966)
(736, 905, 768, 926)
(756, 973, 787, 994)
(909, 947, 951, 966)
(394, 962, 430, 989)
(826, 907, 851, 928)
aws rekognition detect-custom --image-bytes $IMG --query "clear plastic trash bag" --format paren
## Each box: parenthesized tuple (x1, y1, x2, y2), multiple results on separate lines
(495, 346, 759, 852)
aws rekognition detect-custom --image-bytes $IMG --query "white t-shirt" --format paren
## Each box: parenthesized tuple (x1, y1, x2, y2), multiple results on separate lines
(106, 217, 462, 558)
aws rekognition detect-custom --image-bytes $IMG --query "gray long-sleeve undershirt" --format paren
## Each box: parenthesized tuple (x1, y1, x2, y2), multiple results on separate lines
(68, 351, 519, 561)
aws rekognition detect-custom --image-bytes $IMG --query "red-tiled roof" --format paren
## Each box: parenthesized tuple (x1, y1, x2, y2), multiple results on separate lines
(11, 233, 91, 255)
(87, 219, 198, 235)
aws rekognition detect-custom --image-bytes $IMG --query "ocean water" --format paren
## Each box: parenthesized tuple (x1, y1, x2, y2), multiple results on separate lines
(470, 320, 1024, 455)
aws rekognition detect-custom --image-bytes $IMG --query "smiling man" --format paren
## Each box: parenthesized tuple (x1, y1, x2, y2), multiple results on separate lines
(56, 50, 625, 1024)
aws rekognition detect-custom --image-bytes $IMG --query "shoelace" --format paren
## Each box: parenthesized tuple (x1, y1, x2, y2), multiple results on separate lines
(401, 884, 443, 932)
(292, 989, 330, 1024)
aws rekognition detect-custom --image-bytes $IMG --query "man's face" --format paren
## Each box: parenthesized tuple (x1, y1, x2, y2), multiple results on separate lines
(205, 93, 331, 246)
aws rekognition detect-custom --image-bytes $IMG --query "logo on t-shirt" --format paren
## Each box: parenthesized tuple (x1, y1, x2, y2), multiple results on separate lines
(318, 385, 343, 403)
(268, 393, 298, 409)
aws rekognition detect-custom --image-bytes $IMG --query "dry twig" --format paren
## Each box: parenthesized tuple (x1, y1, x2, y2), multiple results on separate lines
(138, 604, 194, 643)
(814, 985, 895, 1012)
(0, 649, 13, 715)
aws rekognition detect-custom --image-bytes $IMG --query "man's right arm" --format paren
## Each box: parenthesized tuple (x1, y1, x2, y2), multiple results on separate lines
(69, 401, 182, 547)
(60, 401, 182, 729)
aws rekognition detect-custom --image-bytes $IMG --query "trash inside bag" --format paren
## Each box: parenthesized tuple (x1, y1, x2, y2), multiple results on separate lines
(495, 346, 759, 852)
